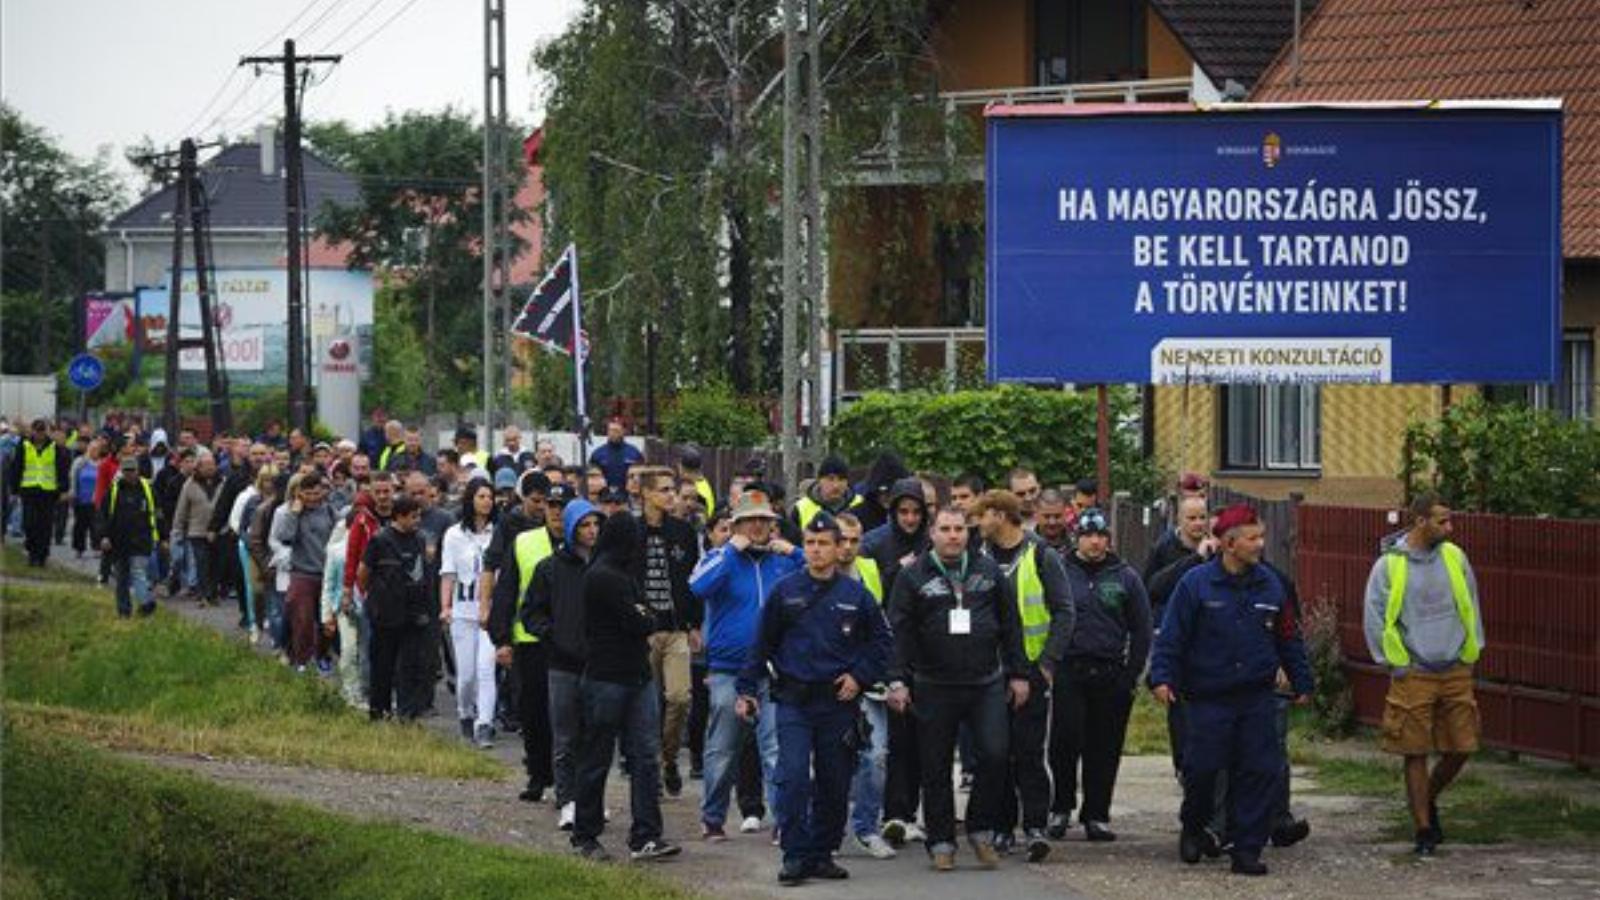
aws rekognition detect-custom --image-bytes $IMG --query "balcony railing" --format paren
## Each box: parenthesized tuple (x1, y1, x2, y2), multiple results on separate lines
(843, 76, 1193, 184)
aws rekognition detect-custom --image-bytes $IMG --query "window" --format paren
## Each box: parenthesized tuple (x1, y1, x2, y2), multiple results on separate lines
(1035, 0, 1148, 86)
(1222, 384, 1321, 471)
(1484, 330, 1596, 422)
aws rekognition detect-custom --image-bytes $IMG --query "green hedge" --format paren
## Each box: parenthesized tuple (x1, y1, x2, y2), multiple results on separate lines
(830, 385, 1161, 500)
(1, 723, 684, 900)
(1402, 395, 1600, 519)
(663, 383, 770, 448)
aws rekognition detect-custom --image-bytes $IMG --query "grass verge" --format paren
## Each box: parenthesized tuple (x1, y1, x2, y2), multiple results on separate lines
(1305, 752, 1600, 845)
(0, 543, 94, 583)
(2, 720, 690, 900)
(1, 580, 501, 779)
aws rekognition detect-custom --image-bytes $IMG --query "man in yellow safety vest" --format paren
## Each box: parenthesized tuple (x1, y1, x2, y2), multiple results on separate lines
(1363, 491, 1485, 857)
(973, 489, 1075, 861)
(99, 454, 163, 617)
(9, 419, 71, 567)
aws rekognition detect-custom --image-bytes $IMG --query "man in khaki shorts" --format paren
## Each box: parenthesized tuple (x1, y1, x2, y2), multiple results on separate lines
(1363, 491, 1485, 856)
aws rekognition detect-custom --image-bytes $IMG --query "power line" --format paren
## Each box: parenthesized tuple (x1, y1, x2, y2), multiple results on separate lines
(246, 0, 334, 55)
(322, 0, 392, 50)
(345, 0, 428, 55)
(298, 0, 359, 44)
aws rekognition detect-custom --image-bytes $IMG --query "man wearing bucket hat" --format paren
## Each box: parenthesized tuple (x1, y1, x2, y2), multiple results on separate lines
(1150, 504, 1313, 876)
(689, 488, 803, 842)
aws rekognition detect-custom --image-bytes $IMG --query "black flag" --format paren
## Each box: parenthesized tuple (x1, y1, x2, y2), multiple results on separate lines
(512, 245, 586, 360)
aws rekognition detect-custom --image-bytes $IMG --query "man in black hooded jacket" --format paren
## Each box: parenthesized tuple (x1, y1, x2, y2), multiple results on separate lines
(569, 514, 683, 863)
(861, 476, 932, 846)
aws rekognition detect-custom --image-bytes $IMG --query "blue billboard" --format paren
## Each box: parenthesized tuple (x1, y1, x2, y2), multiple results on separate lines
(985, 104, 1562, 384)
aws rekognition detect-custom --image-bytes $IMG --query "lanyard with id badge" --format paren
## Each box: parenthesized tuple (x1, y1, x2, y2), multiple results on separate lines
(933, 553, 971, 635)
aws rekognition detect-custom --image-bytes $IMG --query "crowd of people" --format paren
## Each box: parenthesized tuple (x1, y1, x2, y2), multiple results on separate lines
(1, 409, 1486, 881)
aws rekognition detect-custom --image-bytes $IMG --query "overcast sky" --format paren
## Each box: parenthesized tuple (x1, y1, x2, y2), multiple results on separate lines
(3, 0, 583, 187)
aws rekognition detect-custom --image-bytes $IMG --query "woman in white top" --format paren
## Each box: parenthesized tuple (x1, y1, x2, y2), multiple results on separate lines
(440, 479, 499, 748)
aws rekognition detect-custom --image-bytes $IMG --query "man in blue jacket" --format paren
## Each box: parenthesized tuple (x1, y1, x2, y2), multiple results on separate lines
(689, 490, 803, 841)
(1150, 504, 1313, 877)
(738, 512, 892, 884)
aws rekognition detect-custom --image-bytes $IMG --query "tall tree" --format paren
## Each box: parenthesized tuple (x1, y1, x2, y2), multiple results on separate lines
(1, 104, 126, 374)
(535, 0, 953, 405)
(306, 109, 528, 413)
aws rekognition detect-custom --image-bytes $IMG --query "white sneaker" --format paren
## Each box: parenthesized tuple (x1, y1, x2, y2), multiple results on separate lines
(740, 815, 763, 834)
(903, 822, 927, 843)
(558, 802, 575, 831)
(855, 832, 898, 859)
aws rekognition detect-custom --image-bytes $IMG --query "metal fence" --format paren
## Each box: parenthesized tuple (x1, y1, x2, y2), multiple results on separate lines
(1296, 503, 1600, 766)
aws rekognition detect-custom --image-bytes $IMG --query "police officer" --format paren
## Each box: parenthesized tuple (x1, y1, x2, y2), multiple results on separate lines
(8, 419, 70, 566)
(737, 512, 893, 885)
(1150, 505, 1314, 876)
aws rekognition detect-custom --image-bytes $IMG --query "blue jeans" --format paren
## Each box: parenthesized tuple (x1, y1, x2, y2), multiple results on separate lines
(573, 677, 663, 849)
(701, 672, 779, 829)
(849, 697, 889, 837)
(113, 554, 151, 616)
(776, 697, 858, 867)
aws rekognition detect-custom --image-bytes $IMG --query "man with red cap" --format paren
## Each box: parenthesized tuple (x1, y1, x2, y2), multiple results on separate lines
(1149, 504, 1313, 877)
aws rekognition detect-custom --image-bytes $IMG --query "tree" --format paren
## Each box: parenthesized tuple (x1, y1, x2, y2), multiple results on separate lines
(1, 103, 127, 374)
(535, 1, 955, 403)
(306, 109, 528, 415)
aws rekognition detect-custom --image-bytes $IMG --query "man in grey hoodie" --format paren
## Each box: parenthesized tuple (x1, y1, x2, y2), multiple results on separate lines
(1363, 491, 1485, 857)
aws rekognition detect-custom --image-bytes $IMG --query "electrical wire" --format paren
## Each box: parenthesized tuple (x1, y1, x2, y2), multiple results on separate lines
(246, 0, 334, 55)
(344, 0, 428, 55)
(321, 0, 392, 51)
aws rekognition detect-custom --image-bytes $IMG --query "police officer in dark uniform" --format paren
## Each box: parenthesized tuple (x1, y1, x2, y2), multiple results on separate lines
(1150, 505, 1314, 876)
(737, 512, 893, 886)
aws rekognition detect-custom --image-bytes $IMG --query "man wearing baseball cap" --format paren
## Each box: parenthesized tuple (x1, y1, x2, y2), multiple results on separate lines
(689, 489, 803, 841)
(485, 470, 557, 802)
(98, 453, 162, 617)
(1048, 506, 1150, 844)
(1150, 504, 1313, 876)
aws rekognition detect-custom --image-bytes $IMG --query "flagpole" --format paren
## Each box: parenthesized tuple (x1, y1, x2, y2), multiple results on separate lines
(567, 244, 590, 463)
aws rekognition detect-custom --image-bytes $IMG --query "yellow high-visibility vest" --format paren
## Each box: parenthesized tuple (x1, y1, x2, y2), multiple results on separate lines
(511, 527, 554, 644)
(21, 442, 59, 491)
(109, 477, 159, 545)
(853, 556, 883, 604)
(796, 493, 863, 529)
(1383, 542, 1480, 666)
(1015, 543, 1050, 663)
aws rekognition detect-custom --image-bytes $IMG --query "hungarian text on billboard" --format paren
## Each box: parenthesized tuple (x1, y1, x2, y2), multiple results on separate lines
(985, 104, 1562, 385)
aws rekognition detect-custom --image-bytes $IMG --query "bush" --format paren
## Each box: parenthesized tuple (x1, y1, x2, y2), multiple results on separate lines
(1402, 395, 1600, 518)
(830, 385, 1162, 500)
(663, 383, 770, 448)
(1301, 596, 1354, 737)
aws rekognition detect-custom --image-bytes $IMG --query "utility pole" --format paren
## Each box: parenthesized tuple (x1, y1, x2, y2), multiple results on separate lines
(187, 156, 231, 431)
(483, 0, 512, 434)
(781, 0, 823, 487)
(162, 144, 191, 433)
(241, 40, 340, 431)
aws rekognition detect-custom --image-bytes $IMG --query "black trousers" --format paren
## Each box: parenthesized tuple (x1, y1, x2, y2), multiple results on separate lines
(688, 659, 708, 773)
(736, 725, 766, 819)
(71, 502, 96, 554)
(514, 642, 554, 787)
(369, 620, 432, 720)
(997, 670, 1053, 834)
(212, 533, 240, 601)
(21, 491, 55, 563)
(1050, 660, 1134, 823)
(54, 495, 69, 542)
(915, 680, 1009, 847)
(884, 704, 922, 823)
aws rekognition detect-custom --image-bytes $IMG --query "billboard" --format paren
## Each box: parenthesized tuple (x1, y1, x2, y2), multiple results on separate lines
(985, 103, 1563, 385)
(135, 267, 374, 390)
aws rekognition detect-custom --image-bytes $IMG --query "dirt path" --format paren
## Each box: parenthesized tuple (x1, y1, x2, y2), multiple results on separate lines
(23, 550, 1600, 899)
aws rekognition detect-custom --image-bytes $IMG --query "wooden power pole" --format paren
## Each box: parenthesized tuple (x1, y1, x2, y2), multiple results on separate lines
(240, 40, 340, 431)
